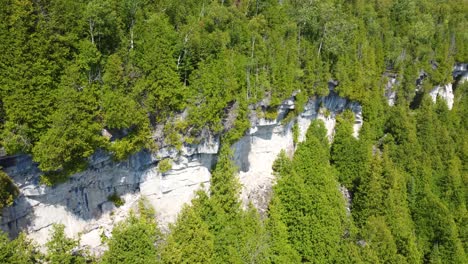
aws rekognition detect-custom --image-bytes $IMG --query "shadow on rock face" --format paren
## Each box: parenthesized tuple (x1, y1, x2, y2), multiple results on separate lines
(0, 196, 35, 239)
(0, 150, 156, 239)
(232, 136, 252, 173)
(0, 86, 368, 247)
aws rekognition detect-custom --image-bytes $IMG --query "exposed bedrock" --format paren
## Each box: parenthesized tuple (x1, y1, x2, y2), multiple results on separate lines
(384, 63, 468, 108)
(1, 91, 362, 253)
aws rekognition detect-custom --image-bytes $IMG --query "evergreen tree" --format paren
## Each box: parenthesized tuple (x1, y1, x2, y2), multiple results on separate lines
(266, 196, 300, 264)
(331, 112, 369, 190)
(32, 86, 105, 178)
(238, 204, 270, 264)
(210, 144, 241, 218)
(353, 154, 385, 227)
(361, 216, 405, 263)
(45, 224, 86, 264)
(133, 13, 186, 119)
(161, 203, 214, 264)
(0, 232, 42, 264)
(381, 152, 422, 263)
(0, 170, 18, 210)
(101, 200, 161, 264)
(272, 121, 347, 263)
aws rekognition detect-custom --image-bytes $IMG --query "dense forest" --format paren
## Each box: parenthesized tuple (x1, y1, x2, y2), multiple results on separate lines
(0, 0, 467, 263)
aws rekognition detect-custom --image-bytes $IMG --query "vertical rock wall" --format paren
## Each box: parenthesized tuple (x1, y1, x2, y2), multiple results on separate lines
(1, 91, 362, 253)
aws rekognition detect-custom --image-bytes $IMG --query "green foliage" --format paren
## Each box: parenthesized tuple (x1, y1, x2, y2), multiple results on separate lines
(0, 232, 42, 263)
(331, 113, 369, 190)
(158, 159, 173, 174)
(361, 216, 405, 263)
(272, 120, 347, 263)
(266, 196, 301, 263)
(222, 100, 251, 145)
(32, 87, 105, 174)
(101, 200, 161, 264)
(352, 154, 385, 227)
(45, 224, 86, 264)
(263, 107, 279, 121)
(0, 170, 18, 209)
(0, 0, 465, 183)
(133, 13, 186, 119)
(101, 88, 153, 161)
(102, 92, 146, 131)
(0, 1, 467, 263)
(237, 204, 270, 264)
(161, 204, 214, 264)
(206, 145, 245, 263)
(107, 193, 125, 207)
(187, 51, 244, 134)
(291, 122, 299, 145)
(162, 122, 183, 150)
(209, 145, 241, 217)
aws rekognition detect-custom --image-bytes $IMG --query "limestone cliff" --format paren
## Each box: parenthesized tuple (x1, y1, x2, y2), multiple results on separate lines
(2, 61, 466, 253)
(0, 88, 362, 253)
(384, 63, 468, 108)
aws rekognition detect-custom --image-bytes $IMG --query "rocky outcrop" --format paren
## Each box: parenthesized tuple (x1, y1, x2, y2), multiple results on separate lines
(428, 63, 468, 110)
(383, 64, 467, 108)
(235, 90, 362, 216)
(385, 75, 397, 106)
(453, 63, 468, 81)
(429, 83, 454, 110)
(0, 90, 362, 254)
(0, 148, 216, 253)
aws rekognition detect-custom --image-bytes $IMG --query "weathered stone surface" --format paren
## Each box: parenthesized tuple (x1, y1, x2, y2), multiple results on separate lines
(453, 63, 468, 79)
(429, 83, 454, 110)
(385, 76, 397, 106)
(455, 63, 468, 84)
(340, 185, 352, 216)
(388, 64, 468, 109)
(234, 91, 362, 216)
(1, 91, 362, 254)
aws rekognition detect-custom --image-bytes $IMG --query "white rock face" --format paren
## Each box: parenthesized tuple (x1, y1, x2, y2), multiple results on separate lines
(429, 83, 454, 110)
(139, 155, 213, 225)
(233, 123, 294, 215)
(1, 150, 215, 254)
(383, 64, 468, 109)
(1, 91, 362, 254)
(234, 91, 362, 215)
(385, 76, 397, 106)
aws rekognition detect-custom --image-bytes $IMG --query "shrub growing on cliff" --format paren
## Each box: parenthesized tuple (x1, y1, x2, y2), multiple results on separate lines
(292, 122, 299, 145)
(0, 170, 18, 209)
(158, 159, 173, 174)
(107, 193, 125, 207)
